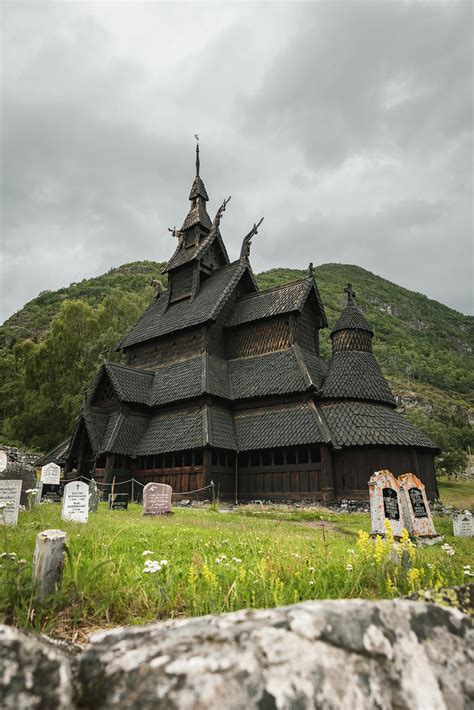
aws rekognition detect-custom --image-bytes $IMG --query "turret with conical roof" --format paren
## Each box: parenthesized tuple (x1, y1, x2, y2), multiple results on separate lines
(321, 283, 395, 406)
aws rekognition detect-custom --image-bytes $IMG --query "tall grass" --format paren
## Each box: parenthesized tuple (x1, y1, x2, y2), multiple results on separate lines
(0, 504, 471, 641)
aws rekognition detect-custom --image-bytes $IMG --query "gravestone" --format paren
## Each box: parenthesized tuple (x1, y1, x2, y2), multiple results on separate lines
(399, 473, 441, 544)
(1, 458, 37, 508)
(0, 479, 22, 526)
(368, 470, 406, 538)
(35, 480, 44, 504)
(143, 482, 173, 515)
(453, 510, 473, 538)
(108, 493, 129, 510)
(0, 449, 7, 472)
(88, 479, 100, 512)
(61, 481, 89, 523)
(41, 463, 61, 485)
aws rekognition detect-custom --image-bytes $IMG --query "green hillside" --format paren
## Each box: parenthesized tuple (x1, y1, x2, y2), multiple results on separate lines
(1, 261, 473, 470)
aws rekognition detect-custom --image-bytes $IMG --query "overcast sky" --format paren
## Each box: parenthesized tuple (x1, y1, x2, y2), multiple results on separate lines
(1, 0, 472, 322)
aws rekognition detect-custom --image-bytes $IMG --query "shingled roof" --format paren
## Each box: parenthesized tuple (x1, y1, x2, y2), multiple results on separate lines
(320, 401, 438, 450)
(227, 277, 327, 327)
(321, 351, 396, 406)
(331, 304, 373, 335)
(104, 363, 153, 404)
(228, 346, 327, 400)
(97, 412, 150, 455)
(118, 260, 253, 349)
(150, 354, 230, 406)
(234, 401, 330, 451)
(135, 403, 236, 454)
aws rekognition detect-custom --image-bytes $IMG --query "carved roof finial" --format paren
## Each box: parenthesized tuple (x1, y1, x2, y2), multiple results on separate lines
(344, 282, 356, 306)
(150, 279, 162, 298)
(240, 217, 264, 261)
(99, 346, 109, 364)
(308, 262, 314, 277)
(213, 196, 232, 229)
(194, 134, 200, 176)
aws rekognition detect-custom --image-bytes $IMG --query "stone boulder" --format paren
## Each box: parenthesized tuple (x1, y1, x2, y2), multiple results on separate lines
(1, 599, 473, 709)
(0, 625, 75, 709)
(80, 599, 472, 709)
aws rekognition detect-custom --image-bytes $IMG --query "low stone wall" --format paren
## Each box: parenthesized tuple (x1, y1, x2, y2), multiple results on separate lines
(1, 598, 473, 709)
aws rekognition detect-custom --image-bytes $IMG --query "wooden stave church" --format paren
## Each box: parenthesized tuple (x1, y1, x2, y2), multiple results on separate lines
(63, 148, 439, 500)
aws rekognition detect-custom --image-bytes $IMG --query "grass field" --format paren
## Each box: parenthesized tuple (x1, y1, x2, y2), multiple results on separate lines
(438, 476, 474, 509)
(1, 502, 472, 643)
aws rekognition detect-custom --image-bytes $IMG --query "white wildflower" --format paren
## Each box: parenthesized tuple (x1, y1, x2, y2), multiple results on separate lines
(143, 559, 162, 574)
(346, 563, 353, 572)
(160, 559, 169, 566)
(142, 550, 154, 556)
(232, 557, 242, 564)
(441, 543, 455, 557)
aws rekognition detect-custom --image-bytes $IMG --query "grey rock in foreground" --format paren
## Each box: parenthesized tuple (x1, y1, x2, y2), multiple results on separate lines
(0, 624, 74, 709)
(80, 599, 473, 710)
(2, 599, 473, 710)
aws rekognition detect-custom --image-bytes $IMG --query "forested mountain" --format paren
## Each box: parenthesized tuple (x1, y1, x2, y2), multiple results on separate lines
(1, 261, 472, 471)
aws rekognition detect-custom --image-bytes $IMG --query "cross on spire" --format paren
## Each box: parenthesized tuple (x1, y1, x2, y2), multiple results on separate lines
(344, 282, 356, 305)
(194, 134, 200, 176)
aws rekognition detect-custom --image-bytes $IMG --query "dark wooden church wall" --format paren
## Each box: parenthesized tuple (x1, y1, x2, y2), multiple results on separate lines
(226, 316, 293, 359)
(294, 302, 320, 353)
(235, 445, 331, 501)
(125, 326, 205, 370)
(333, 447, 437, 500)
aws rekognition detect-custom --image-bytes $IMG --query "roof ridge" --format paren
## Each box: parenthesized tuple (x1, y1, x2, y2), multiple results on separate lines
(106, 361, 153, 376)
(236, 277, 309, 302)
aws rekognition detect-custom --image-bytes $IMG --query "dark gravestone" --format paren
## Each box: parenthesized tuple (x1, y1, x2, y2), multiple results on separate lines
(382, 488, 400, 520)
(108, 493, 128, 510)
(143, 483, 173, 516)
(42, 484, 63, 503)
(408, 488, 428, 518)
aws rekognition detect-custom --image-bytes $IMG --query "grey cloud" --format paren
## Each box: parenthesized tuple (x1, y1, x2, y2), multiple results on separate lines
(0, 1, 472, 321)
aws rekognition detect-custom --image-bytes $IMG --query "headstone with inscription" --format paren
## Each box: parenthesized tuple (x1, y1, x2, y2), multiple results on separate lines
(399, 473, 440, 544)
(368, 470, 406, 538)
(0, 450, 7, 473)
(61, 481, 89, 523)
(143, 482, 173, 515)
(89, 479, 100, 512)
(108, 493, 129, 510)
(453, 509, 473, 538)
(41, 462, 61, 485)
(0, 479, 22, 526)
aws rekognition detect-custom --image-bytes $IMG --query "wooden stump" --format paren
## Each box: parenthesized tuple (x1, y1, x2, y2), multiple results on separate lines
(32, 529, 67, 600)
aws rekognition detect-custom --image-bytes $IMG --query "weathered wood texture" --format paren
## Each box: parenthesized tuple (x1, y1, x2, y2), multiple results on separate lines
(32, 529, 67, 600)
(333, 447, 437, 500)
(125, 327, 205, 369)
(226, 316, 293, 359)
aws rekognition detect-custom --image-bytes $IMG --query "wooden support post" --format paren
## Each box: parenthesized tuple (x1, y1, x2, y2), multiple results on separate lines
(32, 529, 67, 600)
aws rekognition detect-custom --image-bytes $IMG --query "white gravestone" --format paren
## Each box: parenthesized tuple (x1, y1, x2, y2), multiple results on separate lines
(368, 470, 406, 539)
(0, 479, 22, 526)
(0, 450, 7, 473)
(143, 482, 173, 515)
(61, 481, 89, 523)
(399, 473, 441, 544)
(453, 510, 473, 538)
(41, 462, 61, 485)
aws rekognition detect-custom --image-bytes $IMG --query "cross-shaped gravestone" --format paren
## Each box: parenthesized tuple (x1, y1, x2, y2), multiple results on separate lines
(143, 483, 173, 515)
(368, 470, 406, 538)
(399, 473, 441, 544)
(61, 481, 89, 523)
(344, 282, 356, 305)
